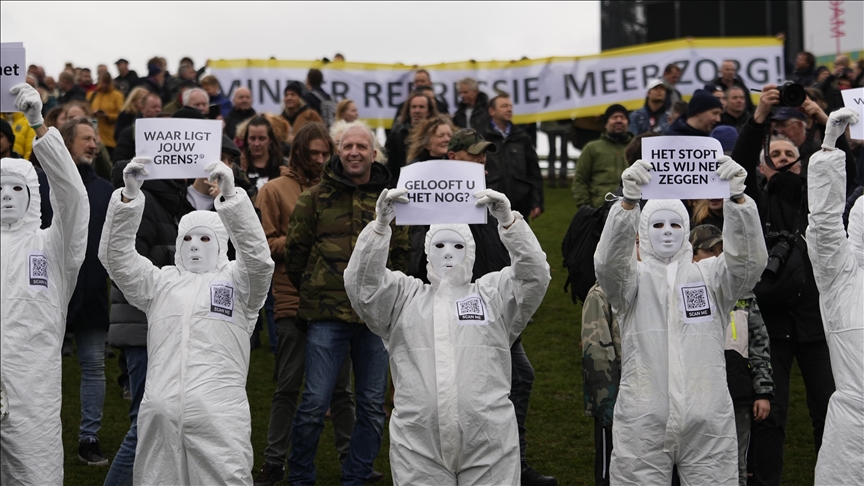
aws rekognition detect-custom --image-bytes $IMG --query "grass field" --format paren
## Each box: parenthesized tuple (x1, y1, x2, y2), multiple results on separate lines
(60, 185, 818, 485)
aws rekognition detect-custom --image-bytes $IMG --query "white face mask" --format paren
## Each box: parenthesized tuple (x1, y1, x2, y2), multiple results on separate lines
(180, 226, 219, 273)
(0, 175, 30, 225)
(428, 229, 466, 276)
(648, 209, 685, 259)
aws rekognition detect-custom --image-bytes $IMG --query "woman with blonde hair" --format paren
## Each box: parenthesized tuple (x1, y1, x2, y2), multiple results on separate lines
(114, 86, 150, 141)
(405, 114, 455, 164)
(335, 99, 359, 123)
(691, 198, 725, 229)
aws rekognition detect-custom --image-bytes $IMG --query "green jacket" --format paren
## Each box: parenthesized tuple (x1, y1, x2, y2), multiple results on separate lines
(571, 132, 633, 208)
(284, 157, 410, 324)
(581, 283, 621, 426)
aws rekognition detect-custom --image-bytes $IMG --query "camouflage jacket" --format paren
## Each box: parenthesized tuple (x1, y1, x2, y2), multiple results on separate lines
(284, 157, 410, 324)
(726, 295, 774, 407)
(581, 283, 621, 426)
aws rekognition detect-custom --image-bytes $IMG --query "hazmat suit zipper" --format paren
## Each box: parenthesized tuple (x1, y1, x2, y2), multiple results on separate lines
(664, 261, 684, 457)
(432, 283, 462, 472)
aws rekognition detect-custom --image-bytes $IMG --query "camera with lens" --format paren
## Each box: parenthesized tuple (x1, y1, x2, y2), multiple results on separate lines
(777, 81, 806, 108)
(764, 231, 797, 276)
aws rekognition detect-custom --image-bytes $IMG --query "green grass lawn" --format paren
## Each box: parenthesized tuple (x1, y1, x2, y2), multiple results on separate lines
(60, 185, 817, 485)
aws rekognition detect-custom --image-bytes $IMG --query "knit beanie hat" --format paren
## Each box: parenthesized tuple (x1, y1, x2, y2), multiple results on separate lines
(687, 89, 723, 117)
(603, 104, 629, 124)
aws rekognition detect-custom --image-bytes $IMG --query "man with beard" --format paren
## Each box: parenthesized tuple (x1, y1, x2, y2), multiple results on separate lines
(572, 104, 634, 208)
(59, 117, 116, 466)
(225, 87, 256, 139)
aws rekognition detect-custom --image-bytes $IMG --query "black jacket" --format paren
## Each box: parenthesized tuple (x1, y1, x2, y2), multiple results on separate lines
(114, 71, 140, 97)
(482, 123, 544, 215)
(114, 111, 138, 142)
(385, 122, 412, 187)
(731, 116, 827, 342)
(452, 92, 490, 131)
(665, 117, 710, 137)
(391, 96, 450, 127)
(224, 107, 256, 140)
(108, 164, 194, 347)
(57, 85, 87, 105)
(65, 164, 114, 332)
(303, 88, 331, 116)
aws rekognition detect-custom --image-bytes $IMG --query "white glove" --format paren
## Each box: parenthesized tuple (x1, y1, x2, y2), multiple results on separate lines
(206, 162, 236, 198)
(621, 159, 652, 201)
(822, 107, 859, 150)
(374, 188, 409, 233)
(716, 155, 747, 198)
(474, 189, 515, 227)
(122, 157, 150, 200)
(9, 83, 44, 127)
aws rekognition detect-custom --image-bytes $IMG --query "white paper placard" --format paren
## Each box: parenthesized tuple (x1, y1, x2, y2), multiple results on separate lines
(841, 87, 864, 140)
(641, 136, 729, 200)
(134, 118, 222, 180)
(394, 160, 487, 225)
(1, 43, 26, 113)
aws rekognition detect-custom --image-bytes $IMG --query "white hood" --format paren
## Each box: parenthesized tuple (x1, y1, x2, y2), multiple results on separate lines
(639, 199, 693, 263)
(424, 223, 476, 288)
(0, 158, 41, 233)
(174, 210, 230, 271)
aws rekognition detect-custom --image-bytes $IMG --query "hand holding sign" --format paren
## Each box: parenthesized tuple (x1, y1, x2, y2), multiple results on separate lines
(715, 156, 747, 197)
(474, 189, 515, 227)
(122, 158, 150, 200)
(205, 162, 235, 198)
(641, 136, 729, 200)
(10, 83, 42, 127)
(374, 188, 409, 233)
(621, 159, 652, 201)
(822, 107, 860, 150)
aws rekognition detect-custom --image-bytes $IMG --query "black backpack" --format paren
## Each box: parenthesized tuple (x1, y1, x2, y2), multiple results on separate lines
(561, 200, 614, 304)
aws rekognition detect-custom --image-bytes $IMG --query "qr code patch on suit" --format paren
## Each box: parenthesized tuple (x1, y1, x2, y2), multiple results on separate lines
(210, 284, 234, 317)
(28, 254, 48, 288)
(681, 285, 710, 318)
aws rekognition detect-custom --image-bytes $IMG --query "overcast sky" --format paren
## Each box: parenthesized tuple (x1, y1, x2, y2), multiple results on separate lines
(1, 1, 601, 77)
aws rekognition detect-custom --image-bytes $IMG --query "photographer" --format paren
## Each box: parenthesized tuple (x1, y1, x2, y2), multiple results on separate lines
(730, 84, 846, 486)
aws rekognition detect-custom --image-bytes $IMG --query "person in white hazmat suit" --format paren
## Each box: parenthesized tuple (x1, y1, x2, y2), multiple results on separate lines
(594, 155, 768, 485)
(804, 107, 864, 486)
(344, 187, 551, 485)
(97, 157, 274, 485)
(1, 83, 89, 485)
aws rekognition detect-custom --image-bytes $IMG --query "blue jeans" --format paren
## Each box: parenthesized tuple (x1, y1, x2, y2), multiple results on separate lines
(288, 321, 389, 486)
(103, 346, 147, 486)
(76, 328, 106, 442)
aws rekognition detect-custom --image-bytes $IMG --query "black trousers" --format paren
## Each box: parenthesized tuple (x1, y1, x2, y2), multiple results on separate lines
(509, 335, 534, 465)
(594, 419, 613, 486)
(750, 338, 835, 486)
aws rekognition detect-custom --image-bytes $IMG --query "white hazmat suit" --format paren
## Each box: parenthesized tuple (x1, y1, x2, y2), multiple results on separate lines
(1, 128, 89, 485)
(806, 148, 864, 485)
(344, 191, 550, 485)
(594, 196, 767, 486)
(98, 175, 274, 485)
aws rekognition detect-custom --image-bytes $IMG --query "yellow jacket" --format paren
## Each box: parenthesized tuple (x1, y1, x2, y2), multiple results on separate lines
(1, 112, 36, 160)
(88, 89, 125, 148)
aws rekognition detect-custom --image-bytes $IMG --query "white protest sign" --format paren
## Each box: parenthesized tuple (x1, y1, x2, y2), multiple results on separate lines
(135, 118, 222, 180)
(1, 43, 26, 113)
(841, 87, 864, 140)
(641, 136, 729, 200)
(394, 160, 487, 225)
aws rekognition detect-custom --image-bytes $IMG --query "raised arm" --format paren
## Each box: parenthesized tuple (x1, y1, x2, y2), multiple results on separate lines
(806, 109, 862, 325)
(208, 163, 275, 314)
(15, 81, 91, 302)
(345, 189, 419, 340)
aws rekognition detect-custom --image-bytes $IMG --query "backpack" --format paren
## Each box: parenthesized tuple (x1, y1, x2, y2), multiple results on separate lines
(311, 90, 337, 128)
(561, 200, 614, 304)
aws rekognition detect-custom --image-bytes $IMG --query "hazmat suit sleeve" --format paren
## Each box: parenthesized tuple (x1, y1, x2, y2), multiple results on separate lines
(215, 191, 275, 322)
(477, 213, 551, 343)
(98, 189, 162, 312)
(594, 202, 639, 315)
(344, 222, 422, 341)
(806, 149, 860, 331)
(703, 195, 768, 313)
(33, 127, 89, 303)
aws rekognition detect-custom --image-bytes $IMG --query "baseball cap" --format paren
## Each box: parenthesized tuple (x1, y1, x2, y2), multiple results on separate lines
(646, 78, 666, 91)
(770, 107, 808, 123)
(115, 58, 129, 65)
(689, 224, 723, 251)
(448, 129, 498, 155)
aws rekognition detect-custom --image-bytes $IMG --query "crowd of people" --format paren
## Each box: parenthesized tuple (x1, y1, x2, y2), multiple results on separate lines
(0, 47, 861, 486)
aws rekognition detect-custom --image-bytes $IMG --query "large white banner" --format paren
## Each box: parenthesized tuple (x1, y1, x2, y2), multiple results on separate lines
(210, 38, 784, 128)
